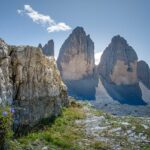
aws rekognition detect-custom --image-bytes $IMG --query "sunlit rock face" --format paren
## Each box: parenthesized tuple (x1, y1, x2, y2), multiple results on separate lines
(0, 38, 68, 131)
(97, 35, 146, 105)
(57, 27, 97, 100)
(38, 39, 54, 56)
(57, 27, 95, 80)
(110, 60, 137, 85)
(137, 60, 150, 89)
(98, 35, 138, 84)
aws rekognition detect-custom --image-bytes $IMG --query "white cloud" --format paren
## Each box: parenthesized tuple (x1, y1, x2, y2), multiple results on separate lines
(17, 5, 71, 33)
(47, 22, 71, 32)
(95, 51, 103, 65)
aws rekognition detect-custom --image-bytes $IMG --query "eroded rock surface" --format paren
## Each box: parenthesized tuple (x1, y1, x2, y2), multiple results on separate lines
(0, 39, 68, 130)
(0, 39, 13, 105)
(57, 27, 95, 80)
(38, 40, 54, 56)
(97, 35, 145, 105)
(98, 35, 138, 85)
(57, 27, 97, 100)
(137, 60, 150, 89)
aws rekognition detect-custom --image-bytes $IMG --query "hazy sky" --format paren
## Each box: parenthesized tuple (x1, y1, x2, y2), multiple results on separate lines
(0, 0, 150, 65)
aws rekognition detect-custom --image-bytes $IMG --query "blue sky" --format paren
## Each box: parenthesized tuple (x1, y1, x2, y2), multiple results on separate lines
(0, 0, 150, 65)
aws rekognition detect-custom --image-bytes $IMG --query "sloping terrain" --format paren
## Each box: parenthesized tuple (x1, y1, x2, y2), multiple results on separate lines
(9, 99, 150, 150)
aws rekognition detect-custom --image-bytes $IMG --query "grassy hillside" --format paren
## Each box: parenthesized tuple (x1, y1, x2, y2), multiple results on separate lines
(9, 98, 150, 150)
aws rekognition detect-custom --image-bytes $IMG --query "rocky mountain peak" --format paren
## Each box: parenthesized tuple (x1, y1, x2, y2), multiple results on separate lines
(98, 35, 138, 85)
(111, 35, 127, 45)
(38, 43, 42, 49)
(38, 39, 54, 56)
(57, 26, 95, 80)
(72, 26, 85, 35)
(57, 27, 96, 100)
(97, 35, 146, 105)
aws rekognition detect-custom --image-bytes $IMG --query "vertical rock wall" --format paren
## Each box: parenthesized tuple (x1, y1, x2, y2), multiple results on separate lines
(57, 27, 97, 100)
(0, 39, 68, 131)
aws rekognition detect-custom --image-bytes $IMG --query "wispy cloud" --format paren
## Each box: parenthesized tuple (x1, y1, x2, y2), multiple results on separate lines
(95, 51, 103, 65)
(17, 5, 71, 33)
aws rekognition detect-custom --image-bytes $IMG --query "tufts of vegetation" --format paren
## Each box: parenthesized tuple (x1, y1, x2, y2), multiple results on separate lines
(91, 141, 111, 150)
(0, 106, 13, 149)
(3, 99, 150, 150)
(10, 101, 86, 150)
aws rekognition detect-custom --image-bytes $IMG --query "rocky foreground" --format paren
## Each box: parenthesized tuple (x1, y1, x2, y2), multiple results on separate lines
(0, 38, 68, 132)
(9, 99, 150, 150)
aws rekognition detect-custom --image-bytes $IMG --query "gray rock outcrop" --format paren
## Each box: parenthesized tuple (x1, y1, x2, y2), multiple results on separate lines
(57, 27, 97, 100)
(0, 39, 68, 131)
(98, 35, 138, 85)
(97, 35, 146, 105)
(57, 27, 95, 80)
(38, 40, 54, 56)
(137, 60, 150, 89)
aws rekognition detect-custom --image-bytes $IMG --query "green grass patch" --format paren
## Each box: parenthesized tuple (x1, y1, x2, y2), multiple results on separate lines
(10, 101, 86, 150)
(91, 141, 111, 150)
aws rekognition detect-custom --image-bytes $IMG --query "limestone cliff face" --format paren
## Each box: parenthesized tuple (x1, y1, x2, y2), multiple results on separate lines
(57, 27, 95, 80)
(137, 60, 150, 89)
(0, 39, 68, 129)
(38, 40, 54, 56)
(97, 35, 146, 105)
(0, 39, 13, 105)
(57, 27, 97, 100)
(98, 35, 138, 85)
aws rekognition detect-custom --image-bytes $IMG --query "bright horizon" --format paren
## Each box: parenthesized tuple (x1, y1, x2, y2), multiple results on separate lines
(0, 0, 150, 65)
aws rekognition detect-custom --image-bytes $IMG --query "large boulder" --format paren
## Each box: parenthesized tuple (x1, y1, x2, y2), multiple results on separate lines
(97, 35, 146, 105)
(0, 39, 68, 131)
(137, 60, 150, 89)
(57, 27, 97, 100)
(38, 40, 54, 56)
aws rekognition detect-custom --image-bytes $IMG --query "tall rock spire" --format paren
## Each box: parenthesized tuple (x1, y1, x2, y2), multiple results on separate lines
(98, 35, 138, 85)
(57, 26, 95, 80)
(57, 27, 97, 100)
(97, 35, 146, 105)
(38, 40, 54, 56)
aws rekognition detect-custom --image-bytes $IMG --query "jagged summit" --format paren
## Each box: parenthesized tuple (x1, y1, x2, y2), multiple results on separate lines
(38, 43, 42, 49)
(98, 35, 138, 83)
(38, 39, 54, 56)
(57, 26, 95, 80)
(97, 35, 146, 105)
(111, 35, 127, 45)
(72, 26, 85, 33)
(57, 26, 96, 100)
